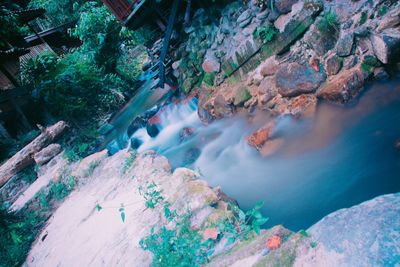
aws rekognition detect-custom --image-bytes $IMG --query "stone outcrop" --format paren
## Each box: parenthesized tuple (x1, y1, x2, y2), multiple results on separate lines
(317, 66, 369, 103)
(174, 0, 400, 124)
(275, 63, 326, 97)
(206, 194, 400, 266)
(296, 193, 400, 266)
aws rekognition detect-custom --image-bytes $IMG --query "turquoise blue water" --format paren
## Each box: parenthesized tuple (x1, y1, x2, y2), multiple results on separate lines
(119, 78, 400, 230)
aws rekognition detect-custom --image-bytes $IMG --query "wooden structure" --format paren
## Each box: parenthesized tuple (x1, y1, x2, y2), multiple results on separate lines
(0, 7, 72, 138)
(102, 0, 138, 22)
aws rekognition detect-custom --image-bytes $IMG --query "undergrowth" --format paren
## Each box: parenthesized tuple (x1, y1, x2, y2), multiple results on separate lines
(0, 208, 44, 267)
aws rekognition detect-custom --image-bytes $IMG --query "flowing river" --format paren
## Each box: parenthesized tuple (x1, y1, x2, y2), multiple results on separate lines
(106, 77, 400, 230)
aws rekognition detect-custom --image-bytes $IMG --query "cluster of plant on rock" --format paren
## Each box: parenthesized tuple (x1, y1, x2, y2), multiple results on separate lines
(137, 180, 269, 266)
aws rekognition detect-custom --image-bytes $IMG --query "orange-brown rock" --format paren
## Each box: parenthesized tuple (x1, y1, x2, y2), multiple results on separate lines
(260, 138, 284, 157)
(247, 121, 276, 150)
(317, 66, 369, 103)
(267, 94, 317, 118)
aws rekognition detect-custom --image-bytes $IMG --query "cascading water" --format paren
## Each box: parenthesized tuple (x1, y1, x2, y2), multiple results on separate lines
(110, 78, 400, 230)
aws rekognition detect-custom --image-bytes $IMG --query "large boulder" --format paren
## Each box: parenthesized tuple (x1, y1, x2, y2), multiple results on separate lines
(275, 63, 326, 97)
(336, 32, 354, 57)
(300, 194, 400, 267)
(370, 29, 400, 64)
(234, 86, 252, 106)
(274, 0, 299, 14)
(325, 54, 343, 76)
(317, 66, 368, 103)
(247, 121, 276, 150)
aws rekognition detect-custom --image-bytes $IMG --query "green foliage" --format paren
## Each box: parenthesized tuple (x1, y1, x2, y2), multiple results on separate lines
(359, 11, 368, 25)
(0, 208, 44, 267)
(299, 229, 308, 237)
(49, 176, 76, 201)
(253, 24, 277, 43)
(310, 241, 317, 248)
(139, 181, 164, 209)
(361, 55, 379, 73)
(119, 204, 125, 222)
(22, 51, 58, 86)
(377, 5, 388, 17)
(71, 1, 122, 73)
(122, 151, 137, 174)
(116, 47, 149, 83)
(202, 72, 216, 87)
(28, 0, 85, 28)
(316, 11, 339, 33)
(140, 215, 212, 267)
(0, 4, 29, 49)
(19, 165, 38, 184)
(218, 201, 269, 242)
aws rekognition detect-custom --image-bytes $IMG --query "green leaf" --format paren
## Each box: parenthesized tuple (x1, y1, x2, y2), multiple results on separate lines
(254, 201, 264, 210)
(253, 211, 262, 219)
(255, 217, 269, 225)
(120, 211, 125, 222)
(95, 204, 102, 211)
(252, 223, 261, 235)
(238, 209, 246, 221)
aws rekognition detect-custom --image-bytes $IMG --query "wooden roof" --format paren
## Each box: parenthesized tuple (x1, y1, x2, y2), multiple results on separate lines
(11, 8, 46, 23)
(0, 48, 29, 61)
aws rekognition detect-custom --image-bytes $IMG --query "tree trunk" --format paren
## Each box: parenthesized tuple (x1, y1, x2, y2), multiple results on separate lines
(184, 0, 192, 27)
(0, 121, 12, 140)
(0, 121, 68, 188)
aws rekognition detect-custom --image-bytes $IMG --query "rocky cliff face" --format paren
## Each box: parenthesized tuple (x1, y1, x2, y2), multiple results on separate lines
(171, 0, 400, 123)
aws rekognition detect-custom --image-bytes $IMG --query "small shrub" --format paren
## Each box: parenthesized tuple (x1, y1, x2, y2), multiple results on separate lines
(138, 181, 164, 209)
(359, 11, 368, 25)
(377, 5, 388, 17)
(140, 215, 212, 267)
(122, 151, 137, 174)
(202, 72, 216, 87)
(316, 11, 339, 33)
(253, 24, 277, 43)
(0, 208, 44, 267)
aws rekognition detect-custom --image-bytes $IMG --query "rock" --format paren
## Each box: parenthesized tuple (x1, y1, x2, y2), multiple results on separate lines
(252, 73, 264, 86)
(72, 150, 108, 179)
(317, 66, 368, 103)
(336, 32, 354, 57)
(303, 194, 400, 267)
(260, 56, 280, 76)
(179, 127, 195, 142)
(146, 124, 160, 138)
(247, 121, 276, 150)
(374, 67, 389, 81)
(266, 235, 282, 250)
(274, 0, 299, 14)
(257, 9, 270, 20)
(267, 94, 317, 117)
(237, 10, 252, 23)
(275, 63, 326, 97)
(234, 86, 252, 106)
(34, 144, 62, 166)
(202, 55, 220, 73)
(376, 6, 400, 33)
(260, 138, 284, 157)
(213, 94, 234, 118)
(130, 138, 142, 149)
(239, 17, 253, 28)
(370, 29, 400, 64)
(267, 10, 280, 22)
(325, 55, 343, 76)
